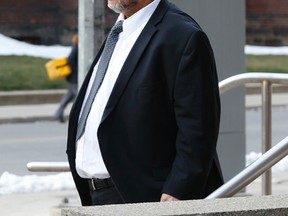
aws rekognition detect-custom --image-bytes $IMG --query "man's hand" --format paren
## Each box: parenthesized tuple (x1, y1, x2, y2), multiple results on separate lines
(160, 193, 179, 202)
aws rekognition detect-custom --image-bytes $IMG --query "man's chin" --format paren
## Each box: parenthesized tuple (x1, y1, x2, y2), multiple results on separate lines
(108, 4, 122, 13)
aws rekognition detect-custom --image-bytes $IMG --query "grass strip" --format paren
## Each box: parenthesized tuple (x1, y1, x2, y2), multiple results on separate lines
(0, 55, 288, 91)
(0, 56, 67, 91)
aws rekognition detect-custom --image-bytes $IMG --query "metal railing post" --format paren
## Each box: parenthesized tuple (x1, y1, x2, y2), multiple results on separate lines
(217, 72, 288, 196)
(261, 80, 272, 195)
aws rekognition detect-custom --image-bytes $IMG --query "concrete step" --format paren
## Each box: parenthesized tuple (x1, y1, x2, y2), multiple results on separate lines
(62, 194, 288, 216)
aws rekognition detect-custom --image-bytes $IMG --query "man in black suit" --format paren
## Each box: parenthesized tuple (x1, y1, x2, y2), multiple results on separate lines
(67, 0, 223, 206)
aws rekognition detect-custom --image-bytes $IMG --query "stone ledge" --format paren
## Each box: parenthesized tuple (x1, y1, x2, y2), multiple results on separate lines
(0, 85, 287, 106)
(62, 194, 288, 216)
(0, 89, 65, 105)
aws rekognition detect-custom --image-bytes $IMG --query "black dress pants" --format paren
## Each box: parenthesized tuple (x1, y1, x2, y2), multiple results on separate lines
(89, 186, 124, 205)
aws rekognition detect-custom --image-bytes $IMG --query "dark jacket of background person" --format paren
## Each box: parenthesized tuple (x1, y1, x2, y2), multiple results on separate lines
(67, 0, 223, 206)
(53, 34, 78, 122)
(66, 37, 78, 85)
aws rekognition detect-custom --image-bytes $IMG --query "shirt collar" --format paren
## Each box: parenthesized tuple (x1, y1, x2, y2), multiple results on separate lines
(116, 0, 161, 38)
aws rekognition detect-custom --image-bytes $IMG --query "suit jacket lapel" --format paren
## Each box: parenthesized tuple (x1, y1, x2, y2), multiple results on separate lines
(101, 26, 157, 123)
(101, 1, 169, 123)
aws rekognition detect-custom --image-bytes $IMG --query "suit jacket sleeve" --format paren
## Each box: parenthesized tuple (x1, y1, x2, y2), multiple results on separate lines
(162, 30, 221, 199)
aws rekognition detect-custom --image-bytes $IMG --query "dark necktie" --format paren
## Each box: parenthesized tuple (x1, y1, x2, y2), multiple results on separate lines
(76, 20, 123, 141)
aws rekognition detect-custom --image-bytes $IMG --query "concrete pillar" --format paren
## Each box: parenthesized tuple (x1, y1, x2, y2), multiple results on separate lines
(78, 0, 106, 86)
(78, 0, 95, 85)
(170, 0, 246, 182)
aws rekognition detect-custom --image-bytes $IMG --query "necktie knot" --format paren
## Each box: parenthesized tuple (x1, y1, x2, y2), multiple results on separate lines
(113, 20, 123, 34)
(110, 20, 123, 39)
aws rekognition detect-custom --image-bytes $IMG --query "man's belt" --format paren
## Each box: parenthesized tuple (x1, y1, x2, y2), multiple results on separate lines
(88, 178, 114, 191)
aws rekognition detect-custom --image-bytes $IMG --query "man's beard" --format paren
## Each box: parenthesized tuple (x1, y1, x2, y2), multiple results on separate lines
(108, 0, 139, 14)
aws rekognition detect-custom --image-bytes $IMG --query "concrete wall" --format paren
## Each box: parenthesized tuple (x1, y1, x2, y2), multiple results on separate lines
(169, 0, 246, 182)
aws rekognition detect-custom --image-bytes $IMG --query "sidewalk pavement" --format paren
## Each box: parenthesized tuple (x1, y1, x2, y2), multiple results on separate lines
(0, 92, 288, 124)
(0, 91, 288, 216)
(0, 190, 81, 216)
(0, 103, 72, 124)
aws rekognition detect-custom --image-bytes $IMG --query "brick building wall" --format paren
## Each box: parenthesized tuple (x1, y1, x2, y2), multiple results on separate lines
(246, 0, 288, 46)
(1, 1, 287, 46)
(0, 0, 118, 46)
(0, 0, 78, 45)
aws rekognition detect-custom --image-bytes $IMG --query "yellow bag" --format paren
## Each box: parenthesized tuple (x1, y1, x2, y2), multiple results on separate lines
(45, 57, 72, 81)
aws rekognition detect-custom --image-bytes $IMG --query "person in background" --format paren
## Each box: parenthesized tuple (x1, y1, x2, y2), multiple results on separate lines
(54, 34, 78, 123)
(67, 0, 223, 206)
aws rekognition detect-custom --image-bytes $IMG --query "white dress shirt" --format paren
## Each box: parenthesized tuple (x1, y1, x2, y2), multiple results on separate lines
(76, 0, 161, 179)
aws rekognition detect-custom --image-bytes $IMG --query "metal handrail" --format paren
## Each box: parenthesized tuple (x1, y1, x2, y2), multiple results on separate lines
(27, 162, 69, 172)
(219, 72, 288, 195)
(219, 72, 288, 94)
(27, 72, 288, 197)
(206, 136, 288, 199)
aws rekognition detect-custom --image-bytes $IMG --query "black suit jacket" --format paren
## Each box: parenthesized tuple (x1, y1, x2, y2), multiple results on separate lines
(67, 0, 223, 206)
